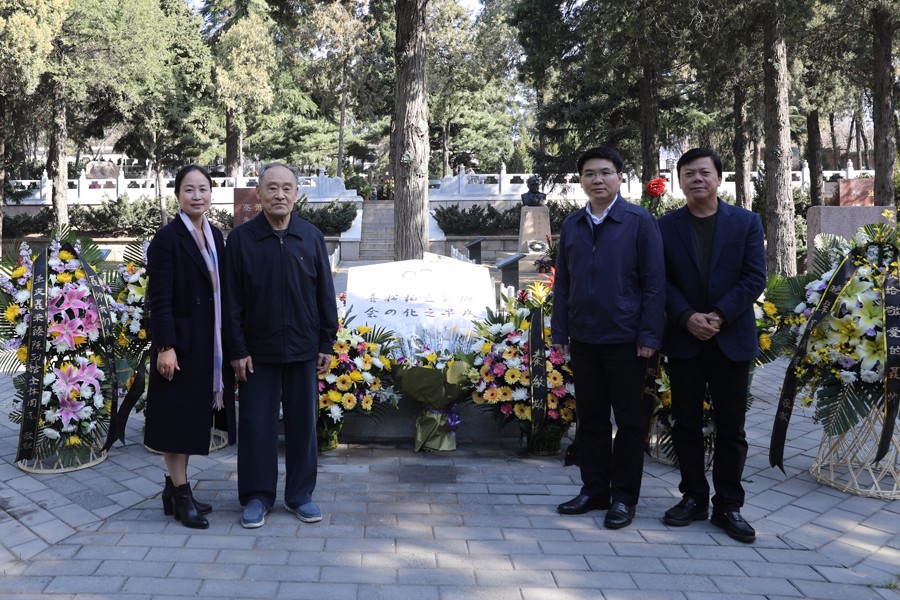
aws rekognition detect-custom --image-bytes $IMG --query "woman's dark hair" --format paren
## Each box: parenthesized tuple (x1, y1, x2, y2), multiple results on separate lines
(174, 165, 212, 195)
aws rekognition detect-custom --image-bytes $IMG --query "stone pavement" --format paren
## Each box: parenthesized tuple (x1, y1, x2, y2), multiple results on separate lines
(0, 261, 896, 599)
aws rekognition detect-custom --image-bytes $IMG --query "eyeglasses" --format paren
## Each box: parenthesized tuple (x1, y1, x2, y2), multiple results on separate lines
(581, 170, 620, 180)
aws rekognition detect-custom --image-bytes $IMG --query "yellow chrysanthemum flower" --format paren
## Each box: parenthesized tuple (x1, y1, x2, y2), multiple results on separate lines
(336, 374, 353, 391)
(57, 272, 73, 283)
(425, 352, 437, 364)
(502, 347, 518, 360)
(16, 346, 27, 363)
(361, 354, 373, 370)
(341, 393, 357, 410)
(759, 333, 772, 351)
(356, 325, 372, 334)
(74, 268, 87, 281)
(58, 250, 75, 261)
(762, 301, 777, 317)
(504, 369, 521, 385)
(334, 341, 350, 354)
(498, 387, 512, 401)
(361, 395, 373, 410)
(514, 403, 529, 420)
(481, 341, 493, 354)
(4, 303, 20, 323)
(483, 388, 500, 403)
(327, 389, 341, 403)
(472, 391, 484, 404)
(138, 329, 147, 340)
(330, 356, 338, 370)
(349, 370, 364, 382)
(520, 371, 530, 385)
(371, 377, 381, 391)
(319, 395, 331, 408)
(89, 354, 104, 368)
(381, 357, 391, 371)
(547, 370, 563, 387)
(10, 266, 26, 279)
(73, 335, 87, 346)
(118, 333, 130, 347)
(66, 435, 82, 447)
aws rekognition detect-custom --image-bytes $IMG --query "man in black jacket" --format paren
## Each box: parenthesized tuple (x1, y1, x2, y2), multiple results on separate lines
(224, 163, 339, 529)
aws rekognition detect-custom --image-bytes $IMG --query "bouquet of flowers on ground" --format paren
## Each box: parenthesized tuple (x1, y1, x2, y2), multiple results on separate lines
(468, 282, 576, 442)
(317, 310, 400, 444)
(1, 232, 115, 466)
(784, 225, 889, 436)
(650, 357, 715, 466)
(392, 329, 474, 452)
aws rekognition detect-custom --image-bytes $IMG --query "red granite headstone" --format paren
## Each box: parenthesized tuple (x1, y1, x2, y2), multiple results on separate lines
(839, 179, 875, 206)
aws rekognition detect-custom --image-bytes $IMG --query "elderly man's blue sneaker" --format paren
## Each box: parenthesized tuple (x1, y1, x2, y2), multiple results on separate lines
(241, 499, 268, 529)
(285, 501, 322, 523)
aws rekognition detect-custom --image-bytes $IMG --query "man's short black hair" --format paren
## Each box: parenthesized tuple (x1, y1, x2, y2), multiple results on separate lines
(577, 147, 624, 174)
(677, 148, 723, 177)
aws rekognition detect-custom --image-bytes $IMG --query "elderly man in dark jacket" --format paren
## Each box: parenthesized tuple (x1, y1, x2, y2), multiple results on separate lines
(551, 146, 665, 530)
(224, 162, 338, 529)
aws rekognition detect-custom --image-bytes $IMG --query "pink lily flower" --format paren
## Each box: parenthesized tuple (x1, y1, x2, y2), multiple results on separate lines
(48, 316, 85, 351)
(56, 394, 86, 429)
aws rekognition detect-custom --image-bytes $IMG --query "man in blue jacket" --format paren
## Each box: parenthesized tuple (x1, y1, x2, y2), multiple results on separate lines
(551, 147, 665, 529)
(224, 163, 338, 529)
(658, 148, 766, 543)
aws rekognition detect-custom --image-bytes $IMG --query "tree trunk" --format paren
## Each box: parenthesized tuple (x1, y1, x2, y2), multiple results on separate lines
(392, 0, 429, 261)
(337, 62, 348, 179)
(854, 105, 863, 169)
(442, 121, 450, 178)
(536, 88, 547, 156)
(806, 109, 824, 207)
(732, 81, 753, 210)
(154, 132, 168, 227)
(860, 95, 870, 169)
(829, 112, 839, 169)
(639, 59, 660, 181)
(844, 115, 855, 167)
(762, 11, 795, 276)
(47, 70, 69, 228)
(0, 94, 6, 256)
(225, 107, 243, 178)
(871, 8, 895, 206)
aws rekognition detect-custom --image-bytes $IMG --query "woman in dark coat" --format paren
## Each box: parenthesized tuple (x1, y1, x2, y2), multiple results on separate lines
(145, 165, 235, 529)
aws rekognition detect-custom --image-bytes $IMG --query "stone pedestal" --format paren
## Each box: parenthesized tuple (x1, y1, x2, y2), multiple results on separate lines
(807, 206, 891, 269)
(518, 205, 551, 272)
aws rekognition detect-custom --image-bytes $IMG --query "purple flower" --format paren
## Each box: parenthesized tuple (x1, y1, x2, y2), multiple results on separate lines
(816, 282, 827, 292)
(838, 356, 856, 369)
(866, 328, 877, 338)
(803, 309, 812, 317)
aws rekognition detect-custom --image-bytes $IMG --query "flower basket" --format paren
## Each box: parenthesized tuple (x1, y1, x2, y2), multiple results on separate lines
(317, 418, 343, 452)
(809, 406, 900, 499)
(528, 426, 565, 456)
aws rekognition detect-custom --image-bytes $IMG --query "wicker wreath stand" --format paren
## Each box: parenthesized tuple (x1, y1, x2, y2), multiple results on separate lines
(809, 408, 900, 499)
(17, 447, 108, 473)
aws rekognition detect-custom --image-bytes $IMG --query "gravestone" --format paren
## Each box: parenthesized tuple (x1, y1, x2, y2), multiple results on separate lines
(518, 205, 551, 272)
(838, 179, 875, 206)
(342, 254, 514, 441)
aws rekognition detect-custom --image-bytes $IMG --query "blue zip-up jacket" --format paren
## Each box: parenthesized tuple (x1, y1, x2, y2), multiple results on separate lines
(551, 196, 665, 350)
(223, 212, 338, 363)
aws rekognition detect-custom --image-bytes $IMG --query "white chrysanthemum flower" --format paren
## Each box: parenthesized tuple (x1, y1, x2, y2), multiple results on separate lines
(43, 372, 56, 386)
(87, 329, 100, 342)
(860, 369, 880, 384)
(500, 322, 515, 334)
(14, 322, 27, 337)
(353, 356, 364, 369)
(42, 391, 52, 406)
(565, 382, 576, 396)
(753, 304, 764, 320)
(14, 289, 31, 304)
(78, 406, 94, 420)
(324, 373, 337, 384)
(328, 404, 344, 422)
(511, 387, 529, 401)
(82, 420, 97, 433)
(44, 409, 58, 423)
(516, 307, 530, 319)
(838, 370, 857, 386)
(47, 257, 62, 268)
(486, 323, 501, 335)
(129, 320, 141, 334)
(370, 356, 384, 369)
(794, 302, 807, 314)
(81, 386, 94, 399)
(60, 423, 77, 433)
(42, 428, 60, 440)
(362, 372, 374, 384)
(48, 286, 62, 299)
(475, 380, 487, 392)
(505, 356, 523, 369)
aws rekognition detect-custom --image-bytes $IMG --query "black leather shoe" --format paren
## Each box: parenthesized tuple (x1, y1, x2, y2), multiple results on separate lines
(711, 510, 756, 543)
(603, 501, 636, 529)
(663, 497, 709, 527)
(557, 494, 610, 515)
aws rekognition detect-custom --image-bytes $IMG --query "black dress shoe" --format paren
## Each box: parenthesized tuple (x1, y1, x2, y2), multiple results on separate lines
(711, 510, 756, 543)
(557, 494, 610, 515)
(603, 501, 636, 529)
(663, 497, 709, 527)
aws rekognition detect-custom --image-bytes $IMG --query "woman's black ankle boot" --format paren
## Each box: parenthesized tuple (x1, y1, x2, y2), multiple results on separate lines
(163, 475, 212, 515)
(173, 484, 209, 529)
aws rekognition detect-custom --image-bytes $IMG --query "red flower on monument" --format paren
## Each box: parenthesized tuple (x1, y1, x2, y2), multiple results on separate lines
(645, 177, 667, 198)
